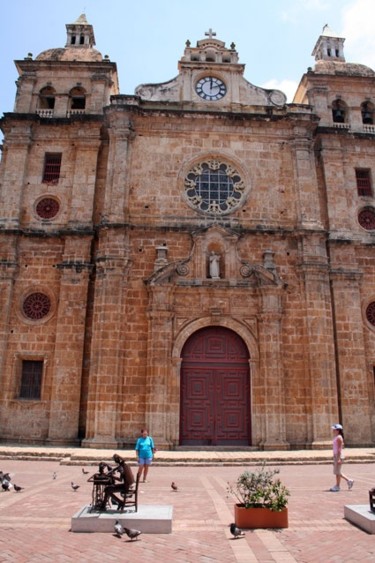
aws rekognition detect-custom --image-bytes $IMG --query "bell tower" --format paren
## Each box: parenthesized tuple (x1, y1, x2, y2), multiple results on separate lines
(312, 24, 345, 62)
(65, 13, 96, 48)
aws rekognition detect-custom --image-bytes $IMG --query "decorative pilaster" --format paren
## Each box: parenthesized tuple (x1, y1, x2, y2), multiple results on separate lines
(330, 268, 372, 444)
(257, 285, 289, 450)
(82, 230, 129, 448)
(47, 238, 92, 444)
(145, 286, 174, 449)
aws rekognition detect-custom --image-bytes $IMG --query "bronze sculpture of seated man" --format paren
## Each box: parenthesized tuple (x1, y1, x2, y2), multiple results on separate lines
(100, 454, 135, 511)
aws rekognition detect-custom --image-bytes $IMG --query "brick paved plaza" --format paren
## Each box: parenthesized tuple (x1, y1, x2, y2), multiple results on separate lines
(0, 454, 374, 562)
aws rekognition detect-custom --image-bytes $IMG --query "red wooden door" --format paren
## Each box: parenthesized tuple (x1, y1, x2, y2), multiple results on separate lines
(180, 327, 250, 446)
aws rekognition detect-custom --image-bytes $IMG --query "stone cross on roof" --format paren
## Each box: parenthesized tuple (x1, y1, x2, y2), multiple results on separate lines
(205, 28, 216, 39)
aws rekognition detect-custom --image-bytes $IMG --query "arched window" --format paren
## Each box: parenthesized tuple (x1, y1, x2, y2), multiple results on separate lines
(38, 86, 56, 110)
(361, 101, 374, 125)
(332, 99, 347, 123)
(69, 87, 86, 111)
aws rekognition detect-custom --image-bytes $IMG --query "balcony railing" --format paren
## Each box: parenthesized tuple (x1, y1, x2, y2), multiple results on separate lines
(332, 122, 350, 130)
(363, 124, 375, 134)
(66, 109, 86, 118)
(36, 109, 54, 118)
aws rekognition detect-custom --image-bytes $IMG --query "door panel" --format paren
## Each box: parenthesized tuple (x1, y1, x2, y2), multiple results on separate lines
(180, 327, 251, 446)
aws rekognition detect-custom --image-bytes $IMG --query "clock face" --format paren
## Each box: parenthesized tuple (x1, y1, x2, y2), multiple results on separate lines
(195, 76, 227, 101)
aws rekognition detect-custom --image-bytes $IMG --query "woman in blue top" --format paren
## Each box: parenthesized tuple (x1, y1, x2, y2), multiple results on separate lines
(135, 428, 156, 483)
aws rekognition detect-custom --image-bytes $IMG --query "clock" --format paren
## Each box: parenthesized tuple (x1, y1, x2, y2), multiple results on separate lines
(195, 76, 227, 101)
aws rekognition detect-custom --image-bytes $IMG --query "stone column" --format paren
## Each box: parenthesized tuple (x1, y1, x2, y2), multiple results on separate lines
(0, 123, 32, 228)
(299, 234, 339, 446)
(257, 285, 289, 450)
(101, 111, 134, 224)
(0, 260, 18, 397)
(145, 286, 174, 449)
(82, 231, 129, 448)
(330, 268, 372, 444)
(47, 238, 92, 444)
(292, 133, 323, 230)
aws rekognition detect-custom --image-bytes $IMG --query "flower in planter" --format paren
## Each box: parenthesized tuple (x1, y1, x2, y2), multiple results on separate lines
(227, 463, 290, 512)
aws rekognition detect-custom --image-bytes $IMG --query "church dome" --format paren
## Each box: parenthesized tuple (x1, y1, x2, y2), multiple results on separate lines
(313, 60, 375, 77)
(35, 47, 103, 62)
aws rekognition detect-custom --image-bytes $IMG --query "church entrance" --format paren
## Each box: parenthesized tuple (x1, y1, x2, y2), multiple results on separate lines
(180, 326, 251, 446)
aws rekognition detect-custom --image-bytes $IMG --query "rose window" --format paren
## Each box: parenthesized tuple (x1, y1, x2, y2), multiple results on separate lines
(36, 197, 60, 219)
(22, 292, 51, 320)
(358, 207, 375, 230)
(366, 302, 375, 327)
(184, 160, 245, 215)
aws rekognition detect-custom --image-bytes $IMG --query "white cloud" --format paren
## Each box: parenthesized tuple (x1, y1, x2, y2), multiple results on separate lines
(341, 0, 375, 69)
(261, 79, 299, 103)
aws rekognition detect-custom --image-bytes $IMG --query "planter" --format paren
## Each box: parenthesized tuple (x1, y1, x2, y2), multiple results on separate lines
(234, 504, 288, 529)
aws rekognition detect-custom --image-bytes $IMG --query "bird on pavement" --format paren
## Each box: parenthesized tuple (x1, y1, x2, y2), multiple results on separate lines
(229, 523, 245, 539)
(171, 481, 178, 491)
(2, 479, 12, 491)
(114, 520, 124, 538)
(13, 484, 24, 492)
(52, 472, 57, 480)
(71, 482, 80, 491)
(123, 527, 142, 541)
(82, 468, 89, 475)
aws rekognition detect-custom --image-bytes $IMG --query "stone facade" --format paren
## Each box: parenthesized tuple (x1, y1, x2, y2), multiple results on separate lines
(0, 18, 374, 449)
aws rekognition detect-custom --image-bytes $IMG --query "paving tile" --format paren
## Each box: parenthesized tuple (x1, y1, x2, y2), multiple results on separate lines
(0, 455, 375, 561)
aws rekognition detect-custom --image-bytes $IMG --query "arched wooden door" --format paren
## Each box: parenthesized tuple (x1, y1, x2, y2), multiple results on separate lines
(180, 326, 251, 446)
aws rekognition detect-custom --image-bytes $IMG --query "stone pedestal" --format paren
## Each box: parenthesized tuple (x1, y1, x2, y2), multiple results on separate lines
(344, 504, 375, 534)
(71, 504, 173, 533)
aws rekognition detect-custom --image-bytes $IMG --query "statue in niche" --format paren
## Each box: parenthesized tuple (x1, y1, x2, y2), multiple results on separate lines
(209, 251, 220, 279)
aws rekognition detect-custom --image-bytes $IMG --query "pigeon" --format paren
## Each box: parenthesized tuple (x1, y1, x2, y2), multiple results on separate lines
(229, 523, 245, 539)
(82, 468, 89, 475)
(123, 527, 142, 541)
(2, 479, 11, 491)
(71, 482, 80, 491)
(114, 520, 124, 537)
(171, 481, 178, 492)
(3, 473, 11, 482)
(52, 472, 57, 480)
(13, 484, 24, 492)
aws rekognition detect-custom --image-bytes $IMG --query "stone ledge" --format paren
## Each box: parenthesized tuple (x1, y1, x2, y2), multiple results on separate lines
(344, 504, 375, 534)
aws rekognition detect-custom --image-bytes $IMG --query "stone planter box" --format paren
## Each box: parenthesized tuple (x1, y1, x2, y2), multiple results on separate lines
(234, 504, 288, 529)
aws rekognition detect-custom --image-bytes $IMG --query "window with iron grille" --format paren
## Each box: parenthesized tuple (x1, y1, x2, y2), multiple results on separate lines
(19, 360, 43, 399)
(355, 169, 372, 197)
(42, 153, 62, 184)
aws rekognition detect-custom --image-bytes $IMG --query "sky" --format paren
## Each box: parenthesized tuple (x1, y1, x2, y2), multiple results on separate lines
(1, 0, 375, 115)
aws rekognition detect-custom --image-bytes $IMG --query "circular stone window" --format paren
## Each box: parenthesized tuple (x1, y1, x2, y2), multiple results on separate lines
(366, 301, 375, 327)
(35, 197, 60, 219)
(358, 207, 375, 230)
(184, 159, 245, 215)
(22, 292, 51, 320)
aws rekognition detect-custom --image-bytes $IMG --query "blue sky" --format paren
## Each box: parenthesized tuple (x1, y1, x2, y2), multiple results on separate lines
(1, 0, 375, 113)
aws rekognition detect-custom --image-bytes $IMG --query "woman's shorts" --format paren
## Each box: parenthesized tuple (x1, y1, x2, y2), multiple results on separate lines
(333, 455, 343, 475)
(138, 457, 152, 466)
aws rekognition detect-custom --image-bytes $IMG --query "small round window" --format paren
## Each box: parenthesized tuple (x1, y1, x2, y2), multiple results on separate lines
(358, 207, 375, 230)
(35, 197, 60, 219)
(22, 292, 51, 320)
(184, 159, 245, 215)
(366, 302, 375, 328)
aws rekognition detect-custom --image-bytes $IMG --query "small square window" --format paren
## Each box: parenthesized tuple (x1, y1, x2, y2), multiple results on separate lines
(355, 169, 372, 197)
(42, 153, 62, 183)
(19, 360, 43, 399)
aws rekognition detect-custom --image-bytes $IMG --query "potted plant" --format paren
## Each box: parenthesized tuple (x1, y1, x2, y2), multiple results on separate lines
(227, 463, 290, 529)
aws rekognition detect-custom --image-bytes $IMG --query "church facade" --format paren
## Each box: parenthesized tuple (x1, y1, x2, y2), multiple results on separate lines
(0, 15, 374, 449)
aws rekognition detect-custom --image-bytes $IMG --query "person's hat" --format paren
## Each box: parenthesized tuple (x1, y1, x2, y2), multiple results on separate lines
(331, 423, 343, 430)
